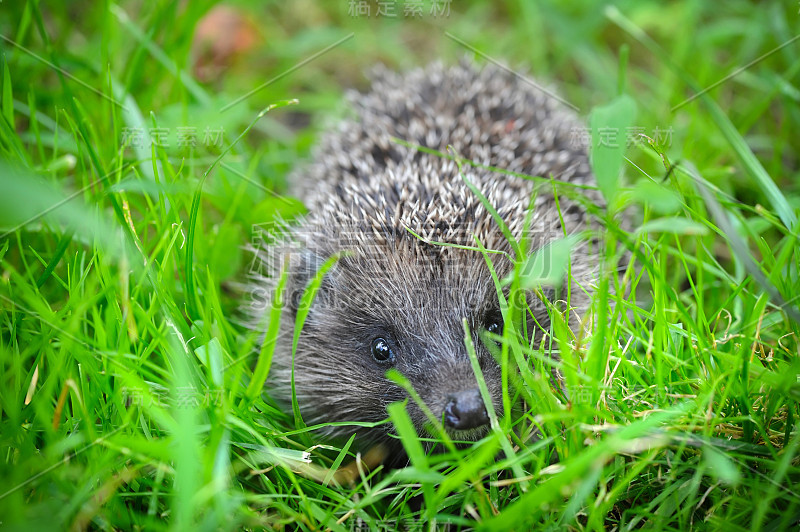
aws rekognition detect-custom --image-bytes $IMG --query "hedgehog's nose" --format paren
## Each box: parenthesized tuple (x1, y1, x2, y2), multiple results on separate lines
(443, 388, 489, 431)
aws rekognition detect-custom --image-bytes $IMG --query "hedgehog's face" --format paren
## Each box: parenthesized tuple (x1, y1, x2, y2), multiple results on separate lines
(273, 231, 548, 451)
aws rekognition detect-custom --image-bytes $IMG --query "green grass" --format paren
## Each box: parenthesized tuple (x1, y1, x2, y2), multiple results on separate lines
(1, 0, 799, 529)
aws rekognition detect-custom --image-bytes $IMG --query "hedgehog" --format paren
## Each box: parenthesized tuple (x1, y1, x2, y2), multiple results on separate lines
(246, 60, 602, 456)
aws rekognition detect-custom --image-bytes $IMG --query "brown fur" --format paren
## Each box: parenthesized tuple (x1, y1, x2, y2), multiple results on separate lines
(246, 61, 601, 452)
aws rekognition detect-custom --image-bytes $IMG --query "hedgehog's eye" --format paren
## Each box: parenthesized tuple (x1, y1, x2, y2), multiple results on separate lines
(370, 337, 395, 364)
(485, 316, 503, 336)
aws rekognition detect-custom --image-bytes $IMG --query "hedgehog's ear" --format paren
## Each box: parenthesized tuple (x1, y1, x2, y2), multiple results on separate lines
(285, 247, 332, 317)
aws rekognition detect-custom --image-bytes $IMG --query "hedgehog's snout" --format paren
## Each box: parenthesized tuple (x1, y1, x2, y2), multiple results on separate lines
(443, 388, 489, 431)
